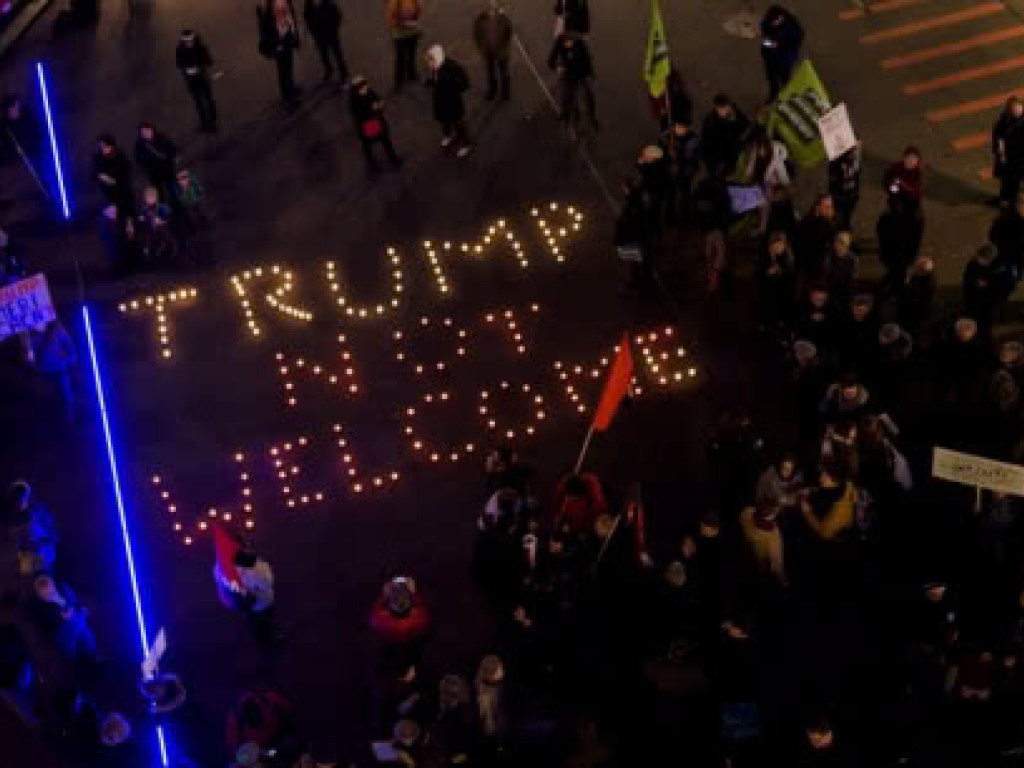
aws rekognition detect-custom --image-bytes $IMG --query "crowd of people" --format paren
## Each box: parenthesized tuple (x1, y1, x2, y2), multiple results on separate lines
(5, 0, 1024, 766)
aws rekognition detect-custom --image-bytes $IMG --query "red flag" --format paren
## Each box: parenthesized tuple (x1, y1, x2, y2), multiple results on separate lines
(213, 522, 240, 583)
(591, 334, 634, 432)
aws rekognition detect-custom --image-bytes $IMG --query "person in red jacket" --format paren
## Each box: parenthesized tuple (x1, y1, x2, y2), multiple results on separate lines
(225, 688, 297, 755)
(553, 472, 607, 536)
(884, 146, 923, 208)
(369, 577, 431, 669)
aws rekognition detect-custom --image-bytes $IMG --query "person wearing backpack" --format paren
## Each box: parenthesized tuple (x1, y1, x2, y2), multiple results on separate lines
(426, 45, 472, 158)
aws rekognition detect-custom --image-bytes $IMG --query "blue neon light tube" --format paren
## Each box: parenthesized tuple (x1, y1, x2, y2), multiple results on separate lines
(82, 306, 169, 766)
(35, 62, 71, 220)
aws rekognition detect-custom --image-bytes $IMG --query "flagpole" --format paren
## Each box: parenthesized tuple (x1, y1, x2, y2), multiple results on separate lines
(574, 424, 595, 473)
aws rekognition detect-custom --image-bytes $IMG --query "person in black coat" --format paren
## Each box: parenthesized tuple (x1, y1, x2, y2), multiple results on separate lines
(992, 97, 1024, 205)
(876, 193, 922, 291)
(349, 76, 401, 170)
(426, 45, 472, 157)
(701, 94, 749, 178)
(94, 135, 135, 216)
(963, 245, 1001, 329)
(548, 33, 598, 137)
(989, 191, 1024, 286)
(259, 0, 301, 107)
(175, 30, 218, 132)
(760, 4, 803, 101)
(134, 121, 179, 209)
(304, 0, 348, 82)
(828, 143, 861, 230)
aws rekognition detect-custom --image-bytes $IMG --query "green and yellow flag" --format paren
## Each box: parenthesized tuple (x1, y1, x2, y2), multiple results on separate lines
(766, 59, 832, 170)
(644, 0, 671, 98)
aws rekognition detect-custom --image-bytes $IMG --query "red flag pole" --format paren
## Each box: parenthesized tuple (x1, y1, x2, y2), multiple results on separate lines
(574, 424, 595, 473)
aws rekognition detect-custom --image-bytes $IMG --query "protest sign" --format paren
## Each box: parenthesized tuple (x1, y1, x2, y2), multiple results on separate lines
(141, 628, 167, 680)
(932, 447, 1024, 496)
(0, 274, 56, 341)
(818, 103, 857, 161)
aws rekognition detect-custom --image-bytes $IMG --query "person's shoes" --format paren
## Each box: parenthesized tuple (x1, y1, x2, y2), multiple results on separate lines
(591, 118, 601, 132)
(501, 90, 511, 101)
(484, 90, 497, 101)
(390, 157, 404, 168)
(441, 136, 454, 148)
(456, 145, 472, 159)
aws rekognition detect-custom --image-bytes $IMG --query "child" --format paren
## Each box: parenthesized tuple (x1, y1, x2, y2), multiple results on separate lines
(175, 168, 208, 227)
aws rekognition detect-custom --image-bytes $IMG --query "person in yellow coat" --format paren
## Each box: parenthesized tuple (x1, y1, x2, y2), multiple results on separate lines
(740, 500, 787, 586)
(800, 462, 856, 541)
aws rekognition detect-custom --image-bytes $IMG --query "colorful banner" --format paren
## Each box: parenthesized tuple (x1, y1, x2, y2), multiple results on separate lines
(644, 0, 671, 98)
(767, 59, 831, 170)
(0, 273, 56, 340)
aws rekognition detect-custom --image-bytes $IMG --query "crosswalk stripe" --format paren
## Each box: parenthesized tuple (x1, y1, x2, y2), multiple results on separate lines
(882, 25, 1024, 68)
(840, 0, 927, 22)
(861, 2, 1004, 45)
(926, 86, 1023, 122)
(952, 131, 990, 151)
(903, 54, 1024, 95)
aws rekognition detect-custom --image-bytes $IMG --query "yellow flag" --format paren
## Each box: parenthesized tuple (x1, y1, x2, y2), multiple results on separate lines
(644, 0, 671, 98)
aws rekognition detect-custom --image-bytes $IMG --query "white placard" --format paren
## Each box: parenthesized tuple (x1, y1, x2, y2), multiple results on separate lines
(0, 273, 56, 341)
(817, 103, 857, 161)
(932, 447, 1024, 496)
(141, 628, 167, 680)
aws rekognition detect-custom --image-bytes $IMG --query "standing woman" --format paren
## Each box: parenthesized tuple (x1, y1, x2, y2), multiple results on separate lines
(388, 0, 423, 90)
(992, 97, 1024, 206)
(259, 0, 301, 108)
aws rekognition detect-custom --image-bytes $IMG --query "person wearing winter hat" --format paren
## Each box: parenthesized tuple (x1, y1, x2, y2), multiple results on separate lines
(349, 76, 402, 171)
(426, 45, 472, 157)
(175, 30, 218, 132)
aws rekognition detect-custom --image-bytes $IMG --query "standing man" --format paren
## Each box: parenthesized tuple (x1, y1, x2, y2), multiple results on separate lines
(93, 135, 136, 216)
(426, 45, 472, 158)
(350, 76, 402, 170)
(388, 0, 423, 91)
(473, 0, 513, 101)
(992, 97, 1024, 206)
(259, 0, 301, 108)
(304, 0, 348, 83)
(134, 121, 179, 210)
(548, 33, 598, 139)
(175, 30, 218, 133)
(760, 5, 803, 102)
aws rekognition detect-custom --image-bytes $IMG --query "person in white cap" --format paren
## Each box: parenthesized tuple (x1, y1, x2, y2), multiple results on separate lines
(175, 30, 218, 132)
(425, 45, 472, 158)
